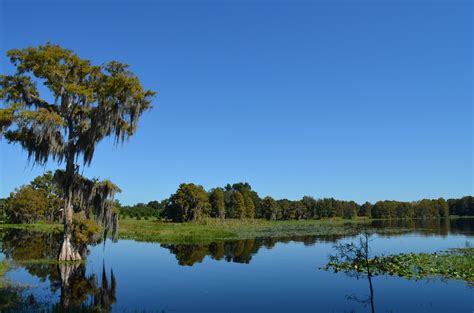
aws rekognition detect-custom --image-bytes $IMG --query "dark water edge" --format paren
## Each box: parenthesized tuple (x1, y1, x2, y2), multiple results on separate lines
(1, 218, 473, 312)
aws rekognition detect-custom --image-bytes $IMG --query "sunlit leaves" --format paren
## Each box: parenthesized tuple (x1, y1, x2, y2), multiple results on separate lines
(0, 43, 155, 167)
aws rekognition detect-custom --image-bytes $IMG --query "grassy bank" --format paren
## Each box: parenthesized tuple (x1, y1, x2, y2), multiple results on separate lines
(0, 222, 61, 233)
(117, 217, 387, 244)
(2, 217, 380, 244)
(0, 216, 411, 244)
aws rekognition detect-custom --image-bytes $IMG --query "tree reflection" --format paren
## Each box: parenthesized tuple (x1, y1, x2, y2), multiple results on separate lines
(0, 229, 116, 312)
(161, 235, 343, 266)
(53, 263, 116, 312)
(326, 231, 376, 313)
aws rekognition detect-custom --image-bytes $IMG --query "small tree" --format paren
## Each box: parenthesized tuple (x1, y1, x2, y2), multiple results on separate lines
(30, 171, 63, 222)
(325, 231, 376, 313)
(7, 185, 48, 223)
(0, 44, 154, 260)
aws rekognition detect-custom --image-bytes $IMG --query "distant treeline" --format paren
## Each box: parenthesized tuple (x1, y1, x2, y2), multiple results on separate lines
(2, 175, 472, 224)
(117, 182, 474, 222)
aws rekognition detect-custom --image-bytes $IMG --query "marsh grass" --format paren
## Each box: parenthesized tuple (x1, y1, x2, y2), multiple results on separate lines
(0, 222, 61, 233)
(117, 216, 389, 244)
(0, 217, 403, 244)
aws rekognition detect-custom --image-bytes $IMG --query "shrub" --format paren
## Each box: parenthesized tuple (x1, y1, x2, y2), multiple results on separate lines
(6, 186, 48, 223)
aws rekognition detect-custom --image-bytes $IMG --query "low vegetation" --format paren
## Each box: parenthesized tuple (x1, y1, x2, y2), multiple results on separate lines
(1, 173, 473, 251)
(117, 216, 394, 244)
(325, 247, 474, 285)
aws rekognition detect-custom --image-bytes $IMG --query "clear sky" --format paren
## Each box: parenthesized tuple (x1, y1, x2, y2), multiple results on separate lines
(0, 0, 472, 205)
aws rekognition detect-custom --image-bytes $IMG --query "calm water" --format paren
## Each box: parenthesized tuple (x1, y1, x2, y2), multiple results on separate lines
(1, 219, 473, 312)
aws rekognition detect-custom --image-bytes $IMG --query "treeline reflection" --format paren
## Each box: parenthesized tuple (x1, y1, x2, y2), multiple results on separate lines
(370, 217, 474, 236)
(0, 218, 472, 310)
(162, 218, 474, 266)
(162, 235, 340, 266)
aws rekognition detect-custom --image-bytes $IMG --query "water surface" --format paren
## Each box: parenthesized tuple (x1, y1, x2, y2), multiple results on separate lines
(1, 218, 473, 312)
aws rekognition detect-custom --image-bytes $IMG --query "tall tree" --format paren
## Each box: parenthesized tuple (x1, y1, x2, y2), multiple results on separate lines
(261, 196, 279, 221)
(359, 202, 373, 218)
(0, 44, 154, 260)
(165, 183, 211, 222)
(209, 187, 226, 219)
(302, 196, 318, 219)
(231, 191, 246, 219)
(242, 191, 255, 218)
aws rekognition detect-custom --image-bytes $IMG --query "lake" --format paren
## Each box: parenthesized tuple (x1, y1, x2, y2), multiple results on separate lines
(1, 218, 473, 312)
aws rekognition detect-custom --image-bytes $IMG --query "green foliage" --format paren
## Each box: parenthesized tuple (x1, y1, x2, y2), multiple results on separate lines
(7, 185, 49, 223)
(164, 183, 211, 222)
(302, 196, 318, 219)
(261, 196, 280, 221)
(120, 201, 163, 219)
(359, 201, 373, 218)
(278, 199, 293, 220)
(242, 191, 256, 218)
(325, 248, 474, 285)
(70, 213, 100, 248)
(315, 198, 335, 218)
(31, 171, 63, 221)
(371, 200, 413, 219)
(0, 228, 116, 311)
(448, 196, 474, 216)
(0, 198, 8, 222)
(156, 181, 470, 222)
(231, 191, 246, 219)
(414, 198, 447, 218)
(0, 286, 22, 310)
(0, 44, 149, 260)
(0, 260, 10, 288)
(0, 43, 155, 167)
(117, 216, 379, 244)
(209, 188, 225, 218)
(6, 171, 64, 224)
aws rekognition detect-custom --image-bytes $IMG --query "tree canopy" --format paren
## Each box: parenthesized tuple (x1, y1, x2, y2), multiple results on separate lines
(0, 43, 154, 260)
(0, 43, 154, 167)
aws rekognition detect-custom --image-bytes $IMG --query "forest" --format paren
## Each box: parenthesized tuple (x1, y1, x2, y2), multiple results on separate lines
(2, 172, 472, 225)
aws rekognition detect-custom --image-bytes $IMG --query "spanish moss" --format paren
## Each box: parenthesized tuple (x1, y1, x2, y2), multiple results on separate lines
(54, 170, 121, 241)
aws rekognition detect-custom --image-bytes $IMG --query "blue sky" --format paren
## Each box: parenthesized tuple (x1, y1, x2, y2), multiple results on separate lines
(0, 0, 472, 205)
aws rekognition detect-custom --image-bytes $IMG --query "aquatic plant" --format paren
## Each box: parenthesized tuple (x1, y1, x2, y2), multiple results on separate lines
(325, 247, 474, 285)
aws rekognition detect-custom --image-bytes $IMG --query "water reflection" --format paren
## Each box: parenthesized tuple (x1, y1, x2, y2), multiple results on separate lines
(161, 235, 339, 266)
(161, 218, 474, 266)
(55, 263, 116, 312)
(0, 218, 472, 312)
(369, 217, 474, 236)
(0, 229, 116, 312)
(327, 232, 376, 313)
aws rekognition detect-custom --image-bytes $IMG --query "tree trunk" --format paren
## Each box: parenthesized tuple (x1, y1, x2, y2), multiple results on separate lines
(58, 190, 81, 261)
(58, 155, 81, 261)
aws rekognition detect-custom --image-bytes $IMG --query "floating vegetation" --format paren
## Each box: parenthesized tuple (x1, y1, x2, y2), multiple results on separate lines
(324, 247, 474, 284)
